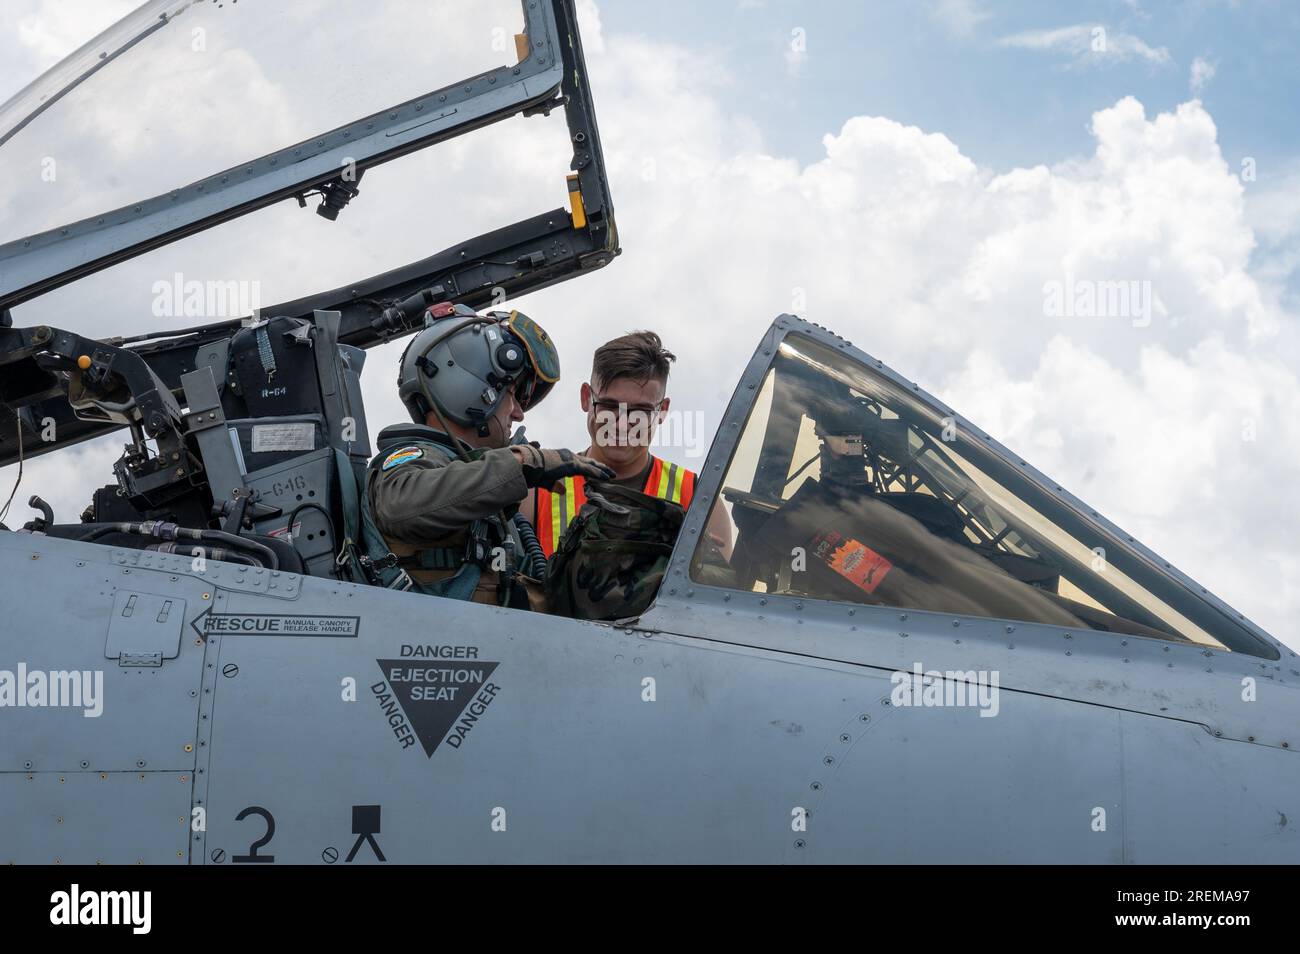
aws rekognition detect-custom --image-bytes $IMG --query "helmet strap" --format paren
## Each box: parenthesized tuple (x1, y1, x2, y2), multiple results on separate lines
(466, 408, 491, 439)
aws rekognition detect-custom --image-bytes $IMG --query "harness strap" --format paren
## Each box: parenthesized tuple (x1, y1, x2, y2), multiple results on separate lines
(396, 548, 462, 571)
(334, 448, 413, 591)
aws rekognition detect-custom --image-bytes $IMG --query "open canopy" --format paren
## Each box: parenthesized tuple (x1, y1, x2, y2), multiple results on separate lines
(0, 0, 618, 466)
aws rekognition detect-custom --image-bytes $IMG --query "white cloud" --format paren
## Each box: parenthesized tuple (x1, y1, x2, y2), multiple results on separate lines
(1189, 55, 1217, 94)
(999, 24, 1170, 67)
(2, 2, 1298, 652)
(784, 27, 808, 78)
(929, 0, 990, 38)
(14, 0, 138, 71)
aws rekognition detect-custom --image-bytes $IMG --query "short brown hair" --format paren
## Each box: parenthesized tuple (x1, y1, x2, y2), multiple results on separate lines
(591, 330, 676, 388)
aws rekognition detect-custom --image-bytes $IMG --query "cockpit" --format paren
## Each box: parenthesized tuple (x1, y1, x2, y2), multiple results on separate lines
(691, 333, 1273, 658)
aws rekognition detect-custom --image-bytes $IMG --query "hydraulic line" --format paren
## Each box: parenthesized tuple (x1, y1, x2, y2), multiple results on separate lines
(78, 520, 279, 569)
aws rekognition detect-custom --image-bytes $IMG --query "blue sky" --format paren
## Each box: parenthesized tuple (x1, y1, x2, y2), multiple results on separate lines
(601, 0, 1299, 173)
(593, 0, 1300, 317)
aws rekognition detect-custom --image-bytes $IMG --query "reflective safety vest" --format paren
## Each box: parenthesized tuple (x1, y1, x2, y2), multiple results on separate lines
(535, 455, 695, 557)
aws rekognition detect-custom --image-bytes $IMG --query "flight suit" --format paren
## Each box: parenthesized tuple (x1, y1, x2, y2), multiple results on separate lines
(365, 422, 532, 606)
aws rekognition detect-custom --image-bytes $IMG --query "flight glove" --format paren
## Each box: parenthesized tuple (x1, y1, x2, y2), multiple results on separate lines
(511, 444, 615, 488)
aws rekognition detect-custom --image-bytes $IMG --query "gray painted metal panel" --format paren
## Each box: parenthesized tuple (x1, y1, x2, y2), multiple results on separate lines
(0, 538, 204, 775)
(642, 592, 1300, 751)
(3, 485, 1299, 862)
(0, 771, 193, 865)
(104, 590, 186, 662)
(1120, 711, 1300, 862)
(200, 588, 837, 864)
(801, 691, 1124, 864)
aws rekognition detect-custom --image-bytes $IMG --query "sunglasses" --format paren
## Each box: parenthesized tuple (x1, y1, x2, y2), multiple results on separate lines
(589, 397, 666, 426)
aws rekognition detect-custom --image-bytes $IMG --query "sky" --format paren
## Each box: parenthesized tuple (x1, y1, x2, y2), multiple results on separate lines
(1, 0, 1298, 650)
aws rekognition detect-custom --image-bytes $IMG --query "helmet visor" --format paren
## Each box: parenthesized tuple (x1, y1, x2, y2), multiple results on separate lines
(503, 310, 560, 409)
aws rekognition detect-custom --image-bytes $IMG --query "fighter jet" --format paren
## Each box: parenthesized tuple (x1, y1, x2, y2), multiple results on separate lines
(0, 0, 1295, 864)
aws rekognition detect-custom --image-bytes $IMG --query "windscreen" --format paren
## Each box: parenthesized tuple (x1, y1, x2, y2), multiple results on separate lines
(691, 333, 1276, 659)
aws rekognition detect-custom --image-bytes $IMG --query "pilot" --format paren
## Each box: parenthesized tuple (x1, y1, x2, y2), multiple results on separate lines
(360, 304, 612, 608)
(530, 329, 730, 558)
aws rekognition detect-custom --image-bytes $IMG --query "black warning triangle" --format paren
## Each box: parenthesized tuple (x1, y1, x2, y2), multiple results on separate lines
(376, 659, 499, 758)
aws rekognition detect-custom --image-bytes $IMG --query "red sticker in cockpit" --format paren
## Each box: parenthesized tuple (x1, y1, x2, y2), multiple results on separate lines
(813, 531, 892, 594)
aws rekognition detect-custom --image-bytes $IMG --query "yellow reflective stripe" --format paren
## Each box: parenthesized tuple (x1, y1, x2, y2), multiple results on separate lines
(656, 462, 681, 503)
(668, 464, 684, 503)
(655, 459, 671, 498)
(549, 485, 563, 549)
(564, 476, 577, 530)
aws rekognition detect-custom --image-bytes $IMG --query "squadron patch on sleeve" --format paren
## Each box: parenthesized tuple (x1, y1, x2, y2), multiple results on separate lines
(382, 446, 425, 471)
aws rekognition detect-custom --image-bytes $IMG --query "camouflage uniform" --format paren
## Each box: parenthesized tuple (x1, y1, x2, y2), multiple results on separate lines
(544, 481, 685, 621)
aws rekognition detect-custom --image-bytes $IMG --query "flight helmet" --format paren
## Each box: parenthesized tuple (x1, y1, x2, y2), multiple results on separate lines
(397, 304, 560, 435)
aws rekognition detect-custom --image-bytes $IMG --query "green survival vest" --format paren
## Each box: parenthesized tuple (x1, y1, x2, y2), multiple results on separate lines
(544, 480, 685, 622)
